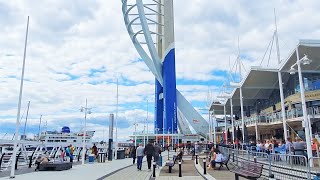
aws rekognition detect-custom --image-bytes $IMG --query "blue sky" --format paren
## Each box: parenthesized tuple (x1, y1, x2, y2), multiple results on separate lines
(0, 0, 320, 141)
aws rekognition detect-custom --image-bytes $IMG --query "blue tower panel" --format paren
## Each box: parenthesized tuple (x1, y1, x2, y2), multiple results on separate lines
(155, 78, 163, 134)
(163, 48, 178, 134)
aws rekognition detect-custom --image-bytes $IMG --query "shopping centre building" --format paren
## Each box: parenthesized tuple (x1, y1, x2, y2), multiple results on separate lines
(210, 39, 320, 143)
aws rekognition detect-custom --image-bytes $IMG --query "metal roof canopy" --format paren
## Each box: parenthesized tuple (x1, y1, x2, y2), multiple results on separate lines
(214, 68, 279, 115)
(211, 39, 320, 115)
(280, 39, 320, 72)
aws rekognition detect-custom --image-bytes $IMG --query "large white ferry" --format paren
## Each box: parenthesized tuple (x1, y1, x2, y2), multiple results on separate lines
(38, 126, 95, 144)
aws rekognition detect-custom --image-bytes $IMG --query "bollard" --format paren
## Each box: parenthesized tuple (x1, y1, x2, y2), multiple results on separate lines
(196, 154, 198, 164)
(269, 174, 276, 180)
(254, 156, 257, 163)
(153, 161, 156, 177)
(178, 160, 182, 177)
(203, 158, 206, 175)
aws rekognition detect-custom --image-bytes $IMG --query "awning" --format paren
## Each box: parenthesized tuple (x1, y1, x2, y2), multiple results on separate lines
(210, 39, 320, 115)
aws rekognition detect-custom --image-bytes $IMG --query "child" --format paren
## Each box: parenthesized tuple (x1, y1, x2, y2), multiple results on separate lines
(60, 149, 65, 161)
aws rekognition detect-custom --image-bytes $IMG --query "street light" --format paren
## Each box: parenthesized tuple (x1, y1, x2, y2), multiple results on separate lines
(133, 121, 138, 147)
(143, 123, 146, 147)
(155, 128, 160, 143)
(290, 51, 313, 167)
(168, 127, 171, 149)
(80, 99, 92, 165)
(162, 127, 165, 149)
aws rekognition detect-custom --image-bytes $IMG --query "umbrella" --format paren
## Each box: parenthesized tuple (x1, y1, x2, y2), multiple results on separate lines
(237, 126, 242, 141)
(227, 129, 231, 142)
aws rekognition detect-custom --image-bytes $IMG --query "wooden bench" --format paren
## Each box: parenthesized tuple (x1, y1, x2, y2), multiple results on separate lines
(230, 160, 263, 180)
(216, 154, 230, 170)
(39, 162, 72, 171)
(165, 155, 177, 173)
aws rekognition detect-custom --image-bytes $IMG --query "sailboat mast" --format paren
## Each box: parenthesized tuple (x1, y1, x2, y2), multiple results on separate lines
(23, 101, 30, 135)
(38, 115, 42, 140)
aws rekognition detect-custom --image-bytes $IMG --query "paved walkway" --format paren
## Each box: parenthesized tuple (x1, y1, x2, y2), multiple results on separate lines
(106, 151, 179, 180)
(0, 151, 207, 180)
(104, 159, 151, 180)
(155, 154, 204, 180)
(0, 158, 133, 180)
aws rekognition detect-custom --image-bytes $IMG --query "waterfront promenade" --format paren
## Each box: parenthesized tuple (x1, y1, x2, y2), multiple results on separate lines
(0, 151, 209, 180)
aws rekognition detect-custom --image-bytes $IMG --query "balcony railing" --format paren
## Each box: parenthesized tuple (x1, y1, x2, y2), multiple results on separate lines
(232, 106, 320, 128)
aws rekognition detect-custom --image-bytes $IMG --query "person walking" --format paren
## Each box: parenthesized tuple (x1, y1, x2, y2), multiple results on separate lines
(136, 143, 145, 171)
(132, 146, 137, 164)
(153, 143, 161, 167)
(66, 145, 73, 163)
(144, 141, 155, 171)
(92, 144, 98, 159)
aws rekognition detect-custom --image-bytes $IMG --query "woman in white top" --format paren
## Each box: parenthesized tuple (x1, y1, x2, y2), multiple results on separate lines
(264, 140, 270, 150)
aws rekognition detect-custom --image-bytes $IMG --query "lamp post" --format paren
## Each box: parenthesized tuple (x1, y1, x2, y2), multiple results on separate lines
(230, 99, 234, 143)
(134, 120, 138, 147)
(146, 100, 149, 143)
(212, 111, 216, 147)
(143, 123, 146, 147)
(289, 50, 313, 167)
(162, 127, 165, 149)
(155, 128, 160, 143)
(208, 109, 211, 142)
(168, 127, 171, 149)
(80, 99, 92, 165)
(224, 105, 227, 144)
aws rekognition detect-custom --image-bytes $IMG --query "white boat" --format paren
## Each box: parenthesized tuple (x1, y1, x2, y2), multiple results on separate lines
(39, 126, 95, 144)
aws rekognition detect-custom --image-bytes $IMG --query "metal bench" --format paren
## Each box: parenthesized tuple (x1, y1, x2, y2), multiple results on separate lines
(230, 160, 263, 180)
(165, 155, 177, 173)
(39, 162, 72, 171)
(216, 154, 230, 170)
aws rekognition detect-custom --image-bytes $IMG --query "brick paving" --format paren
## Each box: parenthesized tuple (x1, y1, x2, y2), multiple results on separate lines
(105, 159, 152, 180)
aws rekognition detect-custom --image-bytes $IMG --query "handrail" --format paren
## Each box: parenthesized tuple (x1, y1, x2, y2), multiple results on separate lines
(28, 151, 35, 168)
(15, 151, 22, 170)
(0, 153, 5, 170)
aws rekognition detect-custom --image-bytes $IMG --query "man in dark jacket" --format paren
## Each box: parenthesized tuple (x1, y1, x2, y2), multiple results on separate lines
(153, 143, 161, 166)
(144, 141, 155, 170)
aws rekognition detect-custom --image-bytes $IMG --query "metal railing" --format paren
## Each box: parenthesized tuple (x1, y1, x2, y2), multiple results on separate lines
(218, 146, 310, 179)
(230, 107, 320, 129)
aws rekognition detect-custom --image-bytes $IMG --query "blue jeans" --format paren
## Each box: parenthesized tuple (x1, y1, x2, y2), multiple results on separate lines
(137, 156, 143, 170)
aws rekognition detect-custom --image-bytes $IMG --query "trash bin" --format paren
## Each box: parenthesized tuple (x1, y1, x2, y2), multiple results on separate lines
(98, 153, 106, 163)
(88, 154, 95, 163)
(116, 150, 125, 159)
